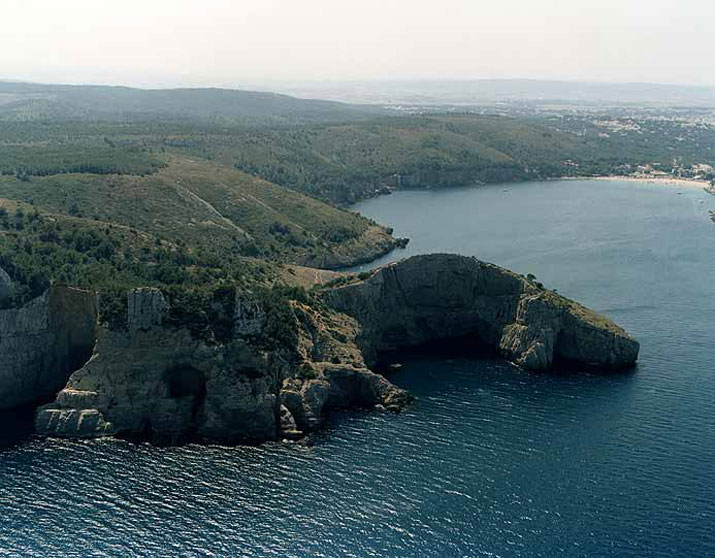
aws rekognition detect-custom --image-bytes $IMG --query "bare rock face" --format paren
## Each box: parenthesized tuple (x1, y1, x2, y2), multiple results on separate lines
(35, 253, 638, 446)
(127, 288, 169, 330)
(36, 288, 409, 444)
(233, 294, 266, 336)
(281, 378, 331, 432)
(36, 288, 281, 444)
(0, 266, 14, 307)
(0, 286, 97, 410)
(324, 254, 639, 371)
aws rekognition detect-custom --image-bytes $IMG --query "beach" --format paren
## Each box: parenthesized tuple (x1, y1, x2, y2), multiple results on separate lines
(589, 175, 713, 191)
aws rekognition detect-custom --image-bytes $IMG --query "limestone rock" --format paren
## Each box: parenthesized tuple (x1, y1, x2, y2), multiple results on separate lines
(0, 286, 97, 410)
(233, 294, 266, 336)
(127, 288, 168, 330)
(0, 266, 13, 307)
(34, 408, 113, 438)
(319, 363, 411, 412)
(280, 378, 331, 432)
(279, 404, 298, 433)
(36, 326, 281, 444)
(324, 254, 639, 371)
(35, 253, 638, 446)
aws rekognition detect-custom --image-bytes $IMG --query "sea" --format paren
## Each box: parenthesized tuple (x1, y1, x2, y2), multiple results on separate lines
(1, 179, 714, 557)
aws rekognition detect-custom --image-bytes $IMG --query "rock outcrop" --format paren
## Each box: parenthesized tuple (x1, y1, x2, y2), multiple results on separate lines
(0, 286, 98, 410)
(324, 254, 639, 370)
(36, 288, 407, 443)
(35, 253, 638, 445)
(0, 266, 14, 307)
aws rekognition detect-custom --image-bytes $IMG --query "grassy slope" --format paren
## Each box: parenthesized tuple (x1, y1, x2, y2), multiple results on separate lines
(0, 155, 396, 271)
(0, 82, 383, 124)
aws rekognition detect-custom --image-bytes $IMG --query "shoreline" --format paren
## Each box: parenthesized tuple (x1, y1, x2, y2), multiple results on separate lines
(346, 173, 715, 269)
(348, 174, 715, 208)
(563, 175, 713, 191)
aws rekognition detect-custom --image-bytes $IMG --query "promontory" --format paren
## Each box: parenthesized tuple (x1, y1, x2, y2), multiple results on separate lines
(0, 254, 640, 445)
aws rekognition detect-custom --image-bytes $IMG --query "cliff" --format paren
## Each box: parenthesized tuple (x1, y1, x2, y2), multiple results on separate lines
(36, 288, 408, 443)
(35, 254, 638, 444)
(0, 285, 98, 410)
(323, 254, 639, 370)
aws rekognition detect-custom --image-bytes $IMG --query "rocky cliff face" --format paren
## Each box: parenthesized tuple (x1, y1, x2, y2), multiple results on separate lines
(36, 288, 408, 443)
(0, 286, 98, 410)
(0, 267, 14, 307)
(35, 253, 638, 445)
(324, 254, 639, 371)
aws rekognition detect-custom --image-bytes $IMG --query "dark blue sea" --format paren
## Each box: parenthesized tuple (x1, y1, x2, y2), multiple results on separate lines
(1, 179, 714, 557)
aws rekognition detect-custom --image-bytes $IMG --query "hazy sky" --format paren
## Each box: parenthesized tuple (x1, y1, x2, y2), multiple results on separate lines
(2, 0, 714, 88)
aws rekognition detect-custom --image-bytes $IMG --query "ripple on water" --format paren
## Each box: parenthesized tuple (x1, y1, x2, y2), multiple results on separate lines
(2, 180, 715, 557)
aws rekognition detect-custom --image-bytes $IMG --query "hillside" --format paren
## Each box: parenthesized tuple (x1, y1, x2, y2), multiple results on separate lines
(187, 114, 700, 203)
(0, 155, 399, 307)
(2, 84, 713, 206)
(1, 81, 713, 308)
(0, 81, 383, 125)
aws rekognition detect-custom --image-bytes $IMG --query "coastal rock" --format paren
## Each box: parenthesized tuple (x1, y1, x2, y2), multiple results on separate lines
(324, 254, 639, 371)
(35, 254, 638, 445)
(0, 266, 14, 307)
(281, 378, 331, 431)
(34, 407, 113, 438)
(36, 316, 281, 444)
(36, 288, 408, 443)
(0, 286, 97, 410)
(318, 363, 412, 412)
(279, 404, 298, 432)
(127, 288, 168, 330)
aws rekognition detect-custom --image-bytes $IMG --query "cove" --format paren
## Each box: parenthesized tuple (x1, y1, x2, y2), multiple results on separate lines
(0, 179, 714, 557)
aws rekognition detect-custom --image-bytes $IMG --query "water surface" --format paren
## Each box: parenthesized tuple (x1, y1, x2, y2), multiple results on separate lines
(1, 179, 714, 557)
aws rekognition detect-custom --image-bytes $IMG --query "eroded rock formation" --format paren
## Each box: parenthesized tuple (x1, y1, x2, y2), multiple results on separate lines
(35, 254, 638, 444)
(36, 288, 407, 443)
(324, 254, 639, 370)
(0, 286, 98, 410)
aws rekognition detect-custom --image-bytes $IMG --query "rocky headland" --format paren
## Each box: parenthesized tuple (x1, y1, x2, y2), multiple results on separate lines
(1, 254, 639, 445)
(34, 287, 408, 444)
(325, 254, 639, 371)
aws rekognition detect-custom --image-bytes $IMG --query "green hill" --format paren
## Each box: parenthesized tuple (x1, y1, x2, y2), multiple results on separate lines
(179, 115, 627, 203)
(1, 81, 712, 311)
(0, 81, 383, 125)
(0, 155, 399, 306)
(0, 155, 396, 267)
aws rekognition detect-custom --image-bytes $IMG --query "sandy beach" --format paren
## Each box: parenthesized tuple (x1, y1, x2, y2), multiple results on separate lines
(586, 175, 713, 191)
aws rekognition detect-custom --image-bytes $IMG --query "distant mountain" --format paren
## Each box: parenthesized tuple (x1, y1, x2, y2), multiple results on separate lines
(271, 78, 715, 107)
(0, 81, 384, 124)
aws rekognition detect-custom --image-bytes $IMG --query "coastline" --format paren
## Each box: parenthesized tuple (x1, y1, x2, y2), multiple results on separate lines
(343, 173, 715, 271)
(565, 175, 714, 191)
(347, 174, 715, 208)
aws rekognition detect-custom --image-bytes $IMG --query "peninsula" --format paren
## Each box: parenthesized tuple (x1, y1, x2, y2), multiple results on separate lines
(0, 254, 638, 445)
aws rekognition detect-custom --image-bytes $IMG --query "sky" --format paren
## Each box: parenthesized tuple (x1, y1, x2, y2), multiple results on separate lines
(1, 0, 714, 89)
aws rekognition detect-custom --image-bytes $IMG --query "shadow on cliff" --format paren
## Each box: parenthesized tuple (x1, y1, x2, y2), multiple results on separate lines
(373, 335, 496, 373)
(373, 334, 639, 378)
